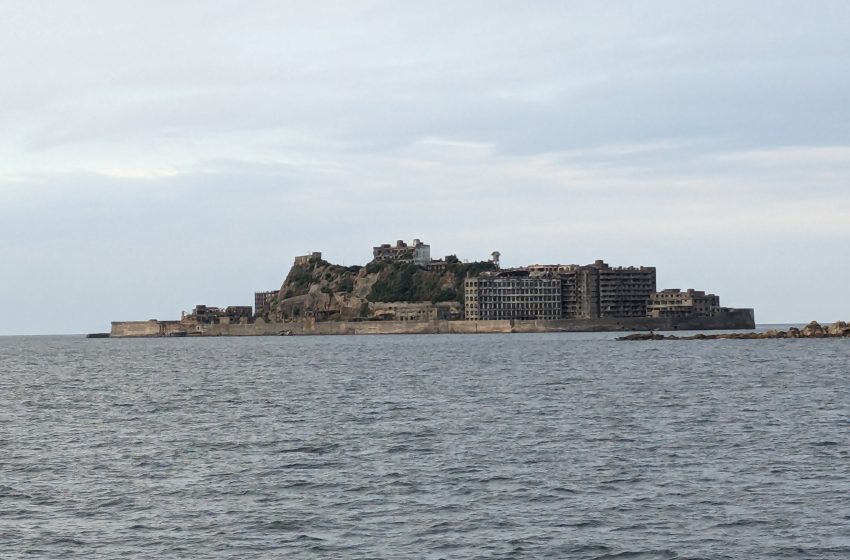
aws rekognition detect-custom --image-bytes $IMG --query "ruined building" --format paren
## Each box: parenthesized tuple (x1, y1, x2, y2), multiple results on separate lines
(465, 260, 657, 321)
(372, 239, 431, 266)
(464, 270, 562, 321)
(254, 291, 278, 316)
(188, 305, 253, 325)
(560, 260, 657, 319)
(647, 289, 721, 318)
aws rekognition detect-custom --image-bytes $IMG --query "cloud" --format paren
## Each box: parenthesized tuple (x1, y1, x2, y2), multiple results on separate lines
(2, 1, 850, 332)
(714, 146, 850, 166)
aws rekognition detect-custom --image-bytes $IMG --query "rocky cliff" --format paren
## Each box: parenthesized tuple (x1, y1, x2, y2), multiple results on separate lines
(262, 256, 497, 322)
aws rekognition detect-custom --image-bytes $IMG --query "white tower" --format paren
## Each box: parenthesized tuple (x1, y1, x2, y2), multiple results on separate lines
(491, 251, 501, 269)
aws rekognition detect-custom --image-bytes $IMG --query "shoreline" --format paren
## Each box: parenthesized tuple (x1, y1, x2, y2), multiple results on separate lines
(103, 310, 755, 338)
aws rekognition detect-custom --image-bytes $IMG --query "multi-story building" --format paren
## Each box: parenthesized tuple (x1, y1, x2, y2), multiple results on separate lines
(595, 261, 656, 318)
(464, 270, 562, 321)
(254, 290, 278, 315)
(559, 265, 600, 319)
(465, 260, 656, 321)
(559, 260, 656, 318)
(372, 239, 431, 266)
(647, 289, 720, 318)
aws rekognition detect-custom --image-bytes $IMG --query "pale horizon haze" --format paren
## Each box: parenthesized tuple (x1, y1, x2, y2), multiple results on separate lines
(2, 1, 849, 335)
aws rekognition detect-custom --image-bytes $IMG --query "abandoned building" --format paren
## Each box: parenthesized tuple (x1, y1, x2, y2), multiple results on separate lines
(647, 289, 721, 318)
(372, 239, 431, 266)
(254, 291, 278, 315)
(464, 260, 662, 321)
(294, 252, 323, 266)
(188, 305, 253, 324)
(464, 269, 563, 321)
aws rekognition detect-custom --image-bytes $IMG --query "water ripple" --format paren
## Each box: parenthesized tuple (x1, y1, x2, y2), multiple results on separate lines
(1, 334, 848, 558)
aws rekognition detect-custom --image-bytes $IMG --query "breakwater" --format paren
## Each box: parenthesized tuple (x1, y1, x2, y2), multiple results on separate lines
(618, 320, 850, 341)
(109, 308, 755, 337)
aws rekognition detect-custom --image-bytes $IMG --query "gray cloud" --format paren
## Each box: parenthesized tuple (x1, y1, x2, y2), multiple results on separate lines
(1, 1, 849, 333)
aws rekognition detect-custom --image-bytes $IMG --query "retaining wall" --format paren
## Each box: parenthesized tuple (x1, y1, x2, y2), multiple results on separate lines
(110, 308, 754, 338)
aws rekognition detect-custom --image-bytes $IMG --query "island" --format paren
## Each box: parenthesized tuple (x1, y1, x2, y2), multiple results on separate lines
(106, 238, 755, 337)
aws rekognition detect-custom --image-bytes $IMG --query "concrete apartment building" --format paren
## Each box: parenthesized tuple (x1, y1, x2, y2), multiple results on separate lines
(596, 261, 657, 318)
(464, 270, 562, 321)
(558, 260, 657, 319)
(465, 259, 657, 321)
(647, 289, 721, 318)
(254, 290, 278, 315)
(372, 239, 431, 266)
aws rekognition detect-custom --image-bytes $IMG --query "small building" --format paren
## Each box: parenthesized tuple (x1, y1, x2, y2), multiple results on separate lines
(647, 289, 721, 318)
(191, 305, 253, 324)
(254, 291, 279, 315)
(294, 252, 323, 266)
(369, 302, 434, 321)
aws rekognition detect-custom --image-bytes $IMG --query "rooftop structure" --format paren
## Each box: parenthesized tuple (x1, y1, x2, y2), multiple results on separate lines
(294, 252, 323, 266)
(372, 239, 431, 266)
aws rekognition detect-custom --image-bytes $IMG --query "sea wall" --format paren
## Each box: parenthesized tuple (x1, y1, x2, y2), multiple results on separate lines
(110, 320, 188, 337)
(109, 308, 754, 337)
(513, 308, 755, 333)
(110, 320, 161, 337)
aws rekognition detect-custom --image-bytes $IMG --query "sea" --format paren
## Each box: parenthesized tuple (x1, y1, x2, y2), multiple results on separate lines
(1, 331, 848, 559)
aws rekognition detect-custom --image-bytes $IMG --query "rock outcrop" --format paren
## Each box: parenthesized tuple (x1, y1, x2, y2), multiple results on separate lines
(618, 321, 850, 341)
(262, 256, 497, 322)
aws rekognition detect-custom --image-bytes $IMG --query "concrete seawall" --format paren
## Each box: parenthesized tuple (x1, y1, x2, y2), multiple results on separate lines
(110, 308, 755, 338)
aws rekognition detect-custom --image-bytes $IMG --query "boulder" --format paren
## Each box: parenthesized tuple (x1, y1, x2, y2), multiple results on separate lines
(826, 321, 848, 336)
(801, 321, 825, 337)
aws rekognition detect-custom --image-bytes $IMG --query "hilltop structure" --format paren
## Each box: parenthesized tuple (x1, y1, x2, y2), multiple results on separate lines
(372, 239, 431, 266)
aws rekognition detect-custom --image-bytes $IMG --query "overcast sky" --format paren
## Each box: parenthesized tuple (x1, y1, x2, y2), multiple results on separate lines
(2, 1, 849, 334)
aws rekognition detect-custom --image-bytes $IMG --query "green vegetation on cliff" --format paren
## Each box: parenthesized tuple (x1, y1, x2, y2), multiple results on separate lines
(280, 259, 356, 300)
(366, 261, 496, 303)
(269, 256, 497, 321)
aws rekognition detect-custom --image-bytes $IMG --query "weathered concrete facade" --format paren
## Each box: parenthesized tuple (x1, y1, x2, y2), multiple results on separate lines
(372, 239, 431, 266)
(558, 260, 657, 318)
(647, 289, 721, 318)
(467, 260, 657, 321)
(110, 308, 755, 337)
(464, 270, 562, 321)
(254, 291, 278, 315)
(110, 320, 190, 337)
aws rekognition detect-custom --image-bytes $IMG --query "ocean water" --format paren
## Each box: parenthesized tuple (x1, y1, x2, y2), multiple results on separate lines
(1, 333, 849, 559)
